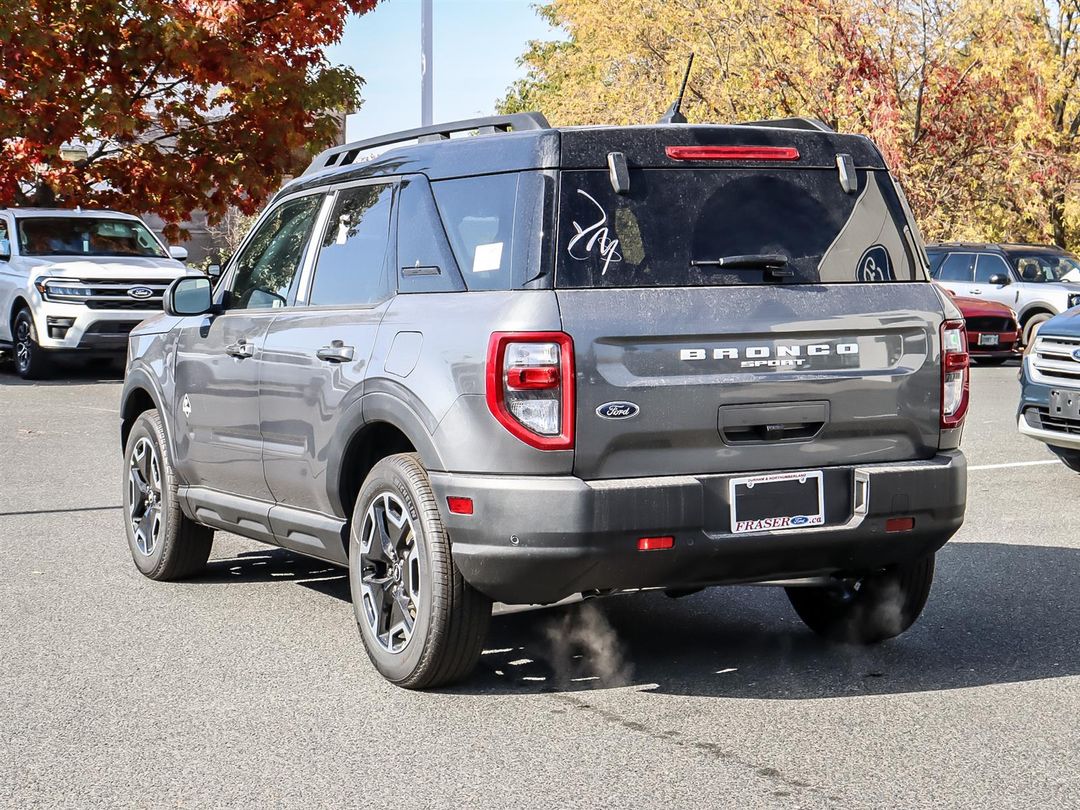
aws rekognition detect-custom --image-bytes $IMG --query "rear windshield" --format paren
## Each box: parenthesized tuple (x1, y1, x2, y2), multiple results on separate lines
(17, 217, 167, 258)
(555, 169, 923, 288)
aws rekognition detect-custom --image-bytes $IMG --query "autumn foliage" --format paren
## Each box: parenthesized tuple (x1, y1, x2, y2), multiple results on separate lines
(501, 0, 1080, 249)
(0, 0, 379, 237)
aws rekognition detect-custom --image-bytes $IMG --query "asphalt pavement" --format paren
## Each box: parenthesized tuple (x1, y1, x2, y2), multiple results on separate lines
(1, 358, 1076, 809)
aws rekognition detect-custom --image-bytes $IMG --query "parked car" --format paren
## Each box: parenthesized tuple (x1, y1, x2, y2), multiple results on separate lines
(926, 242, 1080, 346)
(119, 113, 968, 689)
(1017, 308, 1080, 470)
(949, 293, 1020, 364)
(0, 208, 194, 378)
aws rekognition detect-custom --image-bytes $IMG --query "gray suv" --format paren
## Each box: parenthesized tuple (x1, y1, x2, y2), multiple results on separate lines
(119, 113, 968, 688)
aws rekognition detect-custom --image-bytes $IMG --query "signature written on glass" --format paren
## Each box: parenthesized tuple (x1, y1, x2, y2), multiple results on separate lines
(567, 189, 622, 275)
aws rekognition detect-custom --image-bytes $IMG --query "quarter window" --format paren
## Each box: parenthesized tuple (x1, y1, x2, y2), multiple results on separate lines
(230, 195, 322, 310)
(0, 220, 10, 259)
(935, 253, 975, 283)
(309, 184, 394, 307)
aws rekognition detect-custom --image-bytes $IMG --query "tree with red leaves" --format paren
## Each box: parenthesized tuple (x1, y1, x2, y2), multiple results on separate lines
(0, 0, 379, 237)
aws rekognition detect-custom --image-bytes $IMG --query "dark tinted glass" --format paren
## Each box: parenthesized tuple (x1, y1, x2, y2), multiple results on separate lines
(309, 184, 393, 307)
(936, 253, 975, 282)
(556, 169, 921, 288)
(397, 177, 462, 292)
(974, 253, 1011, 283)
(431, 173, 518, 291)
(231, 195, 322, 310)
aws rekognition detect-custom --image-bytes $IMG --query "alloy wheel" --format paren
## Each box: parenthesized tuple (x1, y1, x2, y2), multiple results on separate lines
(128, 437, 163, 556)
(358, 492, 421, 653)
(14, 316, 30, 373)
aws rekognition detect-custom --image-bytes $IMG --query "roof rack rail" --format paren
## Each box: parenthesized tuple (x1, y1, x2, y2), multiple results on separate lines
(740, 117, 835, 133)
(303, 112, 551, 176)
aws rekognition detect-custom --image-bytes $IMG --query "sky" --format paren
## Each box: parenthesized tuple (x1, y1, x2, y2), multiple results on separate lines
(326, 0, 561, 142)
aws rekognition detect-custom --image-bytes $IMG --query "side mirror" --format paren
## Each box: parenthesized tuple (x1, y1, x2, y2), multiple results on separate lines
(164, 276, 213, 317)
(168, 245, 188, 261)
(988, 273, 1010, 286)
(206, 263, 223, 280)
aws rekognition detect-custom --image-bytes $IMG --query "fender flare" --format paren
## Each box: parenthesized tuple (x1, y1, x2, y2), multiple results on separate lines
(119, 366, 178, 465)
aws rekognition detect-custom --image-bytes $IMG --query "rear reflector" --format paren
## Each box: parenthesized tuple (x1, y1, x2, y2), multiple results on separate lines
(446, 497, 474, 515)
(665, 145, 800, 162)
(885, 517, 915, 533)
(638, 536, 675, 551)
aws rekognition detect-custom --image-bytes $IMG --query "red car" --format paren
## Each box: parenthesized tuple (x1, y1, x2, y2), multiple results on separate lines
(951, 294, 1020, 364)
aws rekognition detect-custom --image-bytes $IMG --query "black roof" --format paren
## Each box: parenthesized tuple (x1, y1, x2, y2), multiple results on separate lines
(278, 113, 887, 202)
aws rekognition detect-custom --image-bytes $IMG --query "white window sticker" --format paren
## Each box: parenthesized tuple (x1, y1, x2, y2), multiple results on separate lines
(472, 241, 503, 273)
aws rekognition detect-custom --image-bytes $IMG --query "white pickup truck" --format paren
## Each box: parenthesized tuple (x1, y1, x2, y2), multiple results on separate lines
(0, 208, 195, 378)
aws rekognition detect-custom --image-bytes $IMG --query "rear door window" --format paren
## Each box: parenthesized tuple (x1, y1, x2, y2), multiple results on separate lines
(555, 169, 922, 288)
(308, 183, 394, 307)
(936, 253, 976, 283)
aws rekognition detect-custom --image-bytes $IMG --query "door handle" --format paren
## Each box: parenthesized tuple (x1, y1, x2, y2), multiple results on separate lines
(225, 339, 255, 359)
(316, 341, 355, 363)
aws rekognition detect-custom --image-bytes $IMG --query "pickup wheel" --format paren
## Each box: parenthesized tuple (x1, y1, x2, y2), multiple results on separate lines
(349, 453, 491, 689)
(786, 553, 935, 644)
(13, 308, 52, 380)
(123, 409, 213, 580)
(1050, 447, 1080, 472)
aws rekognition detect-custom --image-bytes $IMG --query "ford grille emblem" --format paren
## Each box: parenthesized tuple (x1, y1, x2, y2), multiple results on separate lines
(596, 401, 640, 420)
(128, 286, 154, 300)
(1072, 348, 1080, 362)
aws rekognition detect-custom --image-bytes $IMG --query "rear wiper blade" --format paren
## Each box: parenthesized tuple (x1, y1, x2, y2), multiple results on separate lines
(691, 253, 793, 277)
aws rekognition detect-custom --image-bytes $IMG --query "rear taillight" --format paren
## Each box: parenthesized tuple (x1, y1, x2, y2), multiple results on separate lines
(486, 332, 574, 450)
(665, 145, 800, 162)
(940, 319, 969, 429)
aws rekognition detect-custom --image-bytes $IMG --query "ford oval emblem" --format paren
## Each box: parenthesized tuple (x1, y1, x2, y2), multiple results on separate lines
(596, 401, 640, 420)
(1072, 348, 1080, 362)
(128, 286, 154, 300)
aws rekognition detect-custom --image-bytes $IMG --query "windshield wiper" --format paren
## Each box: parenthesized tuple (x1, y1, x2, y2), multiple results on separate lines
(691, 253, 793, 278)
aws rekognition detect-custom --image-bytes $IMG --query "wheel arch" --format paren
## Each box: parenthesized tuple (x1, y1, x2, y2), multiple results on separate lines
(330, 391, 447, 525)
(1017, 304, 1056, 327)
(9, 295, 30, 332)
(120, 371, 173, 458)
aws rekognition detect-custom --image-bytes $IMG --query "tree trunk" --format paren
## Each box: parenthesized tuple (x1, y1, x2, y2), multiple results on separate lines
(1050, 190, 1068, 249)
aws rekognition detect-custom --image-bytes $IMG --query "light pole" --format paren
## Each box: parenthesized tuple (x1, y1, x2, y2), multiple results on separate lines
(421, 0, 433, 126)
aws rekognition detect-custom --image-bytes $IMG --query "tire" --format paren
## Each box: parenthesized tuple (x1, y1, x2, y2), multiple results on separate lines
(122, 409, 213, 580)
(786, 553, 935, 644)
(1022, 312, 1053, 347)
(12, 307, 53, 380)
(1050, 446, 1080, 472)
(349, 453, 491, 689)
(973, 356, 1010, 366)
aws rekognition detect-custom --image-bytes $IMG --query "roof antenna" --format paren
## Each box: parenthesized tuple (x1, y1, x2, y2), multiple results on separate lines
(659, 53, 694, 124)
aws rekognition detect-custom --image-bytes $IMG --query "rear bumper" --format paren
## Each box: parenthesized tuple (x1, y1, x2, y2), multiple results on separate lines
(432, 452, 967, 604)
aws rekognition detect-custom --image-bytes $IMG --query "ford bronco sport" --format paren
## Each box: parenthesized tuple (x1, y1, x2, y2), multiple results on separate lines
(0, 208, 192, 378)
(119, 113, 968, 688)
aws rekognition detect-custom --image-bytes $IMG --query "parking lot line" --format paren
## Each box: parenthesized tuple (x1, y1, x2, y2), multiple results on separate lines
(967, 460, 1059, 471)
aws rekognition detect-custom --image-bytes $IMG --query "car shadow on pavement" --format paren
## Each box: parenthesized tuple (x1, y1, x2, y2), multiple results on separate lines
(0, 356, 124, 384)
(199, 548, 348, 595)
(189, 541, 1079, 700)
(456, 541, 1080, 699)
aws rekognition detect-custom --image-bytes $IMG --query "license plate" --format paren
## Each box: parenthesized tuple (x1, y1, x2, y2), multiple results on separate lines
(728, 470, 825, 534)
(1051, 389, 1080, 419)
(978, 334, 999, 346)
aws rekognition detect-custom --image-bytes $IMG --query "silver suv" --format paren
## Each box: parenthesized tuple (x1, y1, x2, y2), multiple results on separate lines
(927, 242, 1080, 345)
(119, 114, 968, 688)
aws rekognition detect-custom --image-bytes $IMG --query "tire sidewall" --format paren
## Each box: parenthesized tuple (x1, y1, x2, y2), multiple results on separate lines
(122, 412, 178, 577)
(14, 309, 43, 379)
(349, 458, 436, 683)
